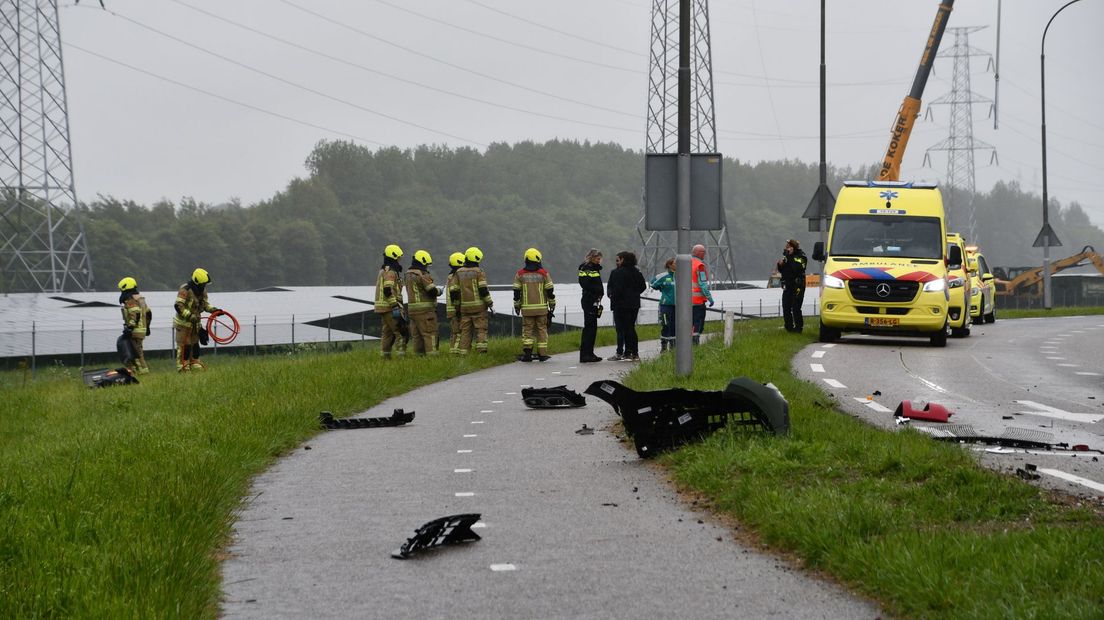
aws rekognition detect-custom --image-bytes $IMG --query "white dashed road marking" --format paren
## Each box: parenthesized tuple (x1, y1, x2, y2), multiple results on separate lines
(455, 492, 475, 497)
(853, 397, 892, 413)
(1014, 400, 1104, 424)
(822, 343, 836, 348)
(1058, 363, 1080, 368)
(480, 410, 494, 413)
(1046, 357, 1065, 360)
(1038, 469, 1104, 494)
(463, 434, 478, 438)
(457, 450, 472, 454)
(492, 400, 504, 403)
(471, 421, 484, 424)
(1076, 372, 1102, 377)
(490, 564, 517, 571)
(812, 350, 826, 358)
(454, 469, 472, 473)
(810, 364, 825, 373)
(823, 379, 847, 389)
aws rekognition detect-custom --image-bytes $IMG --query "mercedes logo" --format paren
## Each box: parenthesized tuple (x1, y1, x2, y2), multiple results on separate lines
(875, 283, 892, 298)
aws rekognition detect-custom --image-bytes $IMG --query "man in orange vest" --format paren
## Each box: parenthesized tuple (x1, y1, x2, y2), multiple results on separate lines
(690, 244, 714, 344)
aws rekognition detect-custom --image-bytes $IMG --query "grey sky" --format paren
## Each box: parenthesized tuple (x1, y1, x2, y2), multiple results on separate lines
(61, 0, 1103, 227)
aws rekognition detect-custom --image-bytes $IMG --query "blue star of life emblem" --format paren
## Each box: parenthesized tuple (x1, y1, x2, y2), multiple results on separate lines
(879, 190, 899, 200)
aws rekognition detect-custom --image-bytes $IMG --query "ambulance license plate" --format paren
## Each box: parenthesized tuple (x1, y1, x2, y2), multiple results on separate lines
(866, 317, 899, 327)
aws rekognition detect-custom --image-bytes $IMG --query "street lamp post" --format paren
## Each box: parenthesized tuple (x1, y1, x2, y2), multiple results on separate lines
(1038, 0, 1082, 309)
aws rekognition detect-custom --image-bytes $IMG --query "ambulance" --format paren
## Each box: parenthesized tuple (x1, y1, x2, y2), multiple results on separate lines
(812, 181, 962, 347)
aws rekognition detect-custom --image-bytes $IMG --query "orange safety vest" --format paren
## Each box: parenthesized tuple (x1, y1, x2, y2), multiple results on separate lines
(691, 257, 708, 305)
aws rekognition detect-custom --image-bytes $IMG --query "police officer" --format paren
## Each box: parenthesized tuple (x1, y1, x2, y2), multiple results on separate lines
(405, 250, 440, 356)
(375, 244, 406, 358)
(577, 248, 603, 363)
(173, 268, 219, 372)
(513, 247, 555, 362)
(118, 276, 152, 375)
(777, 238, 809, 333)
(450, 246, 493, 354)
(445, 252, 466, 354)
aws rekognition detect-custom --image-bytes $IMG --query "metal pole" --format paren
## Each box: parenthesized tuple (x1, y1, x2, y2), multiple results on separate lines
(291, 314, 295, 348)
(327, 313, 332, 348)
(818, 0, 828, 244)
(254, 315, 258, 356)
(1040, 0, 1082, 310)
(31, 321, 37, 378)
(80, 320, 84, 369)
(674, 0, 693, 376)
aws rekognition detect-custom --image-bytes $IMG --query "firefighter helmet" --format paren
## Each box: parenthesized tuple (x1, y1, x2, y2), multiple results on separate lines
(117, 276, 138, 292)
(384, 244, 403, 260)
(449, 252, 466, 268)
(524, 247, 542, 263)
(413, 250, 432, 267)
(191, 268, 210, 286)
(464, 246, 483, 263)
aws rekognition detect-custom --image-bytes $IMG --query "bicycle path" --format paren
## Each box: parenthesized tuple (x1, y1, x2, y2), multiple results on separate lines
(220, 341, 880, 619)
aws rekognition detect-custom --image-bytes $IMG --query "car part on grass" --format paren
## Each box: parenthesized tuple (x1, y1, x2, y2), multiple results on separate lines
(894, 400, 953, 423)
(522, 385, 586, 409)
(82, 367, 138, 388)
(391, 513, 482, 559)
(319, 408, 415, 430)
(584, 378, 789, 458)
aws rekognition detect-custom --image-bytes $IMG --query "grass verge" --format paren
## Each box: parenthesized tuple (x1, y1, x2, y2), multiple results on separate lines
(0, 327, 643, 618)
(624, 317, 1104, 619)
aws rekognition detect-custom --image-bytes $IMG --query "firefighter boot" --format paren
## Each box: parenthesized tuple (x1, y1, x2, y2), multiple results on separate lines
(517, 348, 534, 363)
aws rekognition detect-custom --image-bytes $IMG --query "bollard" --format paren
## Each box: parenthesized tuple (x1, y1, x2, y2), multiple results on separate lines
(723, 310, 734, 346)
(253, 315, 258, 356)
(80, 320, 85, 369)
(291, 314, 296, 349)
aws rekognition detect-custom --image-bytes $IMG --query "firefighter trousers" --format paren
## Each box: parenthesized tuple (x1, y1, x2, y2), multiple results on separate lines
(521, 314, 548, 354)
(458, 312, 488, 354)
(408, 310, 438, 355)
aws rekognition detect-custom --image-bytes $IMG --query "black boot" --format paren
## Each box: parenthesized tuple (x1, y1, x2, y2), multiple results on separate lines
(517, 348, 534, 362)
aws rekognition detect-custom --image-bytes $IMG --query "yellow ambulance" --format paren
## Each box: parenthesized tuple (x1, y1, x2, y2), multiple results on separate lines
(812, 181, 962, 347)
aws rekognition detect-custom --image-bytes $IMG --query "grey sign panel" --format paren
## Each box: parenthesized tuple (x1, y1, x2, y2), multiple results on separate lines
(644, 153, 723, 231)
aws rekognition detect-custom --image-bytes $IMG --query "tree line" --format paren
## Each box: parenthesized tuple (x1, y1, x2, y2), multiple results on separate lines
(55, 139, 1104, 292)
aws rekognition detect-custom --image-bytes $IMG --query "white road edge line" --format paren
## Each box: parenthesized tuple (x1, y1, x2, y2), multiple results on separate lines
(454, 469, 472, 473)
(457, 450, 472, 453)
(455, 492, 475, 497)
(463, 434, 478, 438)
(852, 397, 892, 413)
(811, 350, 826, 358)
(822, 343, 836, 348)
(490, 564, 516, 571)
(1038, 469, 1104, 494)
(1014, 400, 1104, 424)
(810, 363, 825, 373)
(823, 378, 847, 389)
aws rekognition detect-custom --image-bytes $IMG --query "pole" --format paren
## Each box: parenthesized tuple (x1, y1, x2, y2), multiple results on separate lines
(80, 320, 84, 369)
(291, 314, 295, 348)
(674, 0, 693, 376)
(253, 315, 258, 355)
(1040, 0, 1082, 310)
(818, 0, 828, 244)
(31, 321, 36, 379)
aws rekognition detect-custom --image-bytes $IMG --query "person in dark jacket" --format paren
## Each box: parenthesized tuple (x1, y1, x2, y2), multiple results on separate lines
(577, 248, 604, 363)
(777, 238, 809, 332)
(606, 251, 647, 361)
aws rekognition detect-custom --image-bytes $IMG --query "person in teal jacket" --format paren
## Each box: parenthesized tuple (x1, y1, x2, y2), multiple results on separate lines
(650, 257, 676, 352)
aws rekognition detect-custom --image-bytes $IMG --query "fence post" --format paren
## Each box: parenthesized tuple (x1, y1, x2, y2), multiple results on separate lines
(723, 310, 734, 346)
(253, 315, 258, 356)
(291, 314, 296, 349)
(360, 311, 365, 345)
(31, 320, 36, 379)
(328, 313, 332, 349)
(80, 320, 85, 369)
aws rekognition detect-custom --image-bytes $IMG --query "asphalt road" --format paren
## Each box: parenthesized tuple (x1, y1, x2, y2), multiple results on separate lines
(221, 341, 879, 619)
(793, 315, 1104, 500)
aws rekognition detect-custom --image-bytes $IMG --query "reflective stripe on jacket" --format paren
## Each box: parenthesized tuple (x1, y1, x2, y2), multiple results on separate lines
(173, 283, 213, 329)
(691, 257, 709, 305)
(452, 266, 491, 314)
(404, 268, 437, 314)
(513, 267, 554, 317)
(122, 294, 151, 337)
(375, 267, 403, 313)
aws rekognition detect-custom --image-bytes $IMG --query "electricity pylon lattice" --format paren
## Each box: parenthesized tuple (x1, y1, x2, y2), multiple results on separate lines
(923, 26, 997, 244)
(636, 0, 736, 283)
(1, 0, 93, 293)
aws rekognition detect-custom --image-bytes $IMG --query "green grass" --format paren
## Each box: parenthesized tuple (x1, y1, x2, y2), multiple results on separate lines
(997, 305, 1104, 319)
(624, 317, 1104, 619)
(0, 327, 639, 618)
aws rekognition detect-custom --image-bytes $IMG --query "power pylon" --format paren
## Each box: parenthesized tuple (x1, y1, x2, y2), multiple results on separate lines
(636, 0, 736, 282)
(923, 26, 997, 243)
(0, 0, 93, 293)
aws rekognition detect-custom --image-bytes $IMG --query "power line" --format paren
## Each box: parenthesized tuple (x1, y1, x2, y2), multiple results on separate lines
(747, 0, 787, 159)
(66, 43, 390, 146)
(165, 0, 640, 133)
(460, 0, 640, 56)
(86, 5, 487, 146)
(276, 0, 638, 119)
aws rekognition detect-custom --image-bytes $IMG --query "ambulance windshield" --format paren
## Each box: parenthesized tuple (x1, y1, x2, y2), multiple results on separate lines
(829, 215, 942, 259)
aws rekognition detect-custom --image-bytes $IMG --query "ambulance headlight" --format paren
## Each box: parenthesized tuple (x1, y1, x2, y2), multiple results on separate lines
(823, 274, 845, 289)
(923, 279, 946, 292)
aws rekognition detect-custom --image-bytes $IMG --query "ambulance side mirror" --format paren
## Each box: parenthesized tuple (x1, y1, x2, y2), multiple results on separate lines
(946, 245, 963, 268)
(812, 241, 826, 262)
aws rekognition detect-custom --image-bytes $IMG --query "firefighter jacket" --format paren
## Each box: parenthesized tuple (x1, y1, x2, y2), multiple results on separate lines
(607, 264, 647, 310)
(451, 264, 493, 315)
(404, 266, 439, 315)
(173, 283, 215, 330)
(778, 249, 808, 290)
(513, 262, 555, 317)
(120, 291, 152, 337)
(375, 261, 404, 314)
(691, 257, 713, 305)
(578, 261, 603, 309)
(445, 267, 460, 318)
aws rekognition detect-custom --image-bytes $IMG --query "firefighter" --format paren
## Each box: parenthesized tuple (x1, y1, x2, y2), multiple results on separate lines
(450, 246, 493, 354)
(445, 251, 466, 354)
(777, 238, 809, 332)
(173, 268, 219, 372)
(118, 276, 152, 374)
(513, 247, 555, 362)
(375, 244, 406, 358)
(405, 250, 440, 356)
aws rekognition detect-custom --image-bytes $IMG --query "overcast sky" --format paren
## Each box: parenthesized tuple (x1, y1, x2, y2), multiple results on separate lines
(60, 0, 1103, 228)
